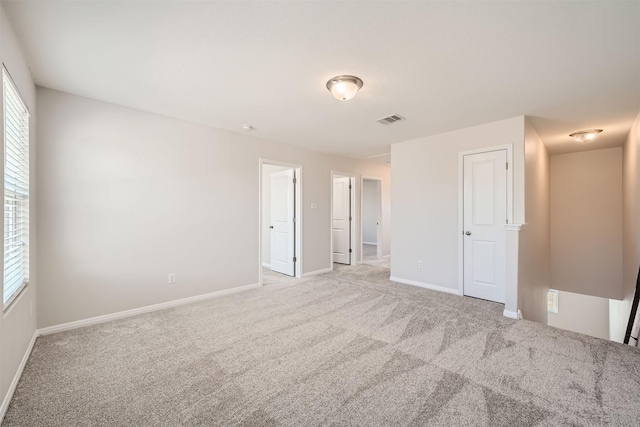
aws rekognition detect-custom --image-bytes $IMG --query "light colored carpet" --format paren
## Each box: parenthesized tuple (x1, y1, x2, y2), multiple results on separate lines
(262, 267, 301, 285)
(4, 264, 640, 426)
(361, 244, 390, 268)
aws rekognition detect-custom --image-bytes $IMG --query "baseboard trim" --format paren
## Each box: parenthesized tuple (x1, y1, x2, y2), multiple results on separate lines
(383, 255, 391, 259)
(262, 262, 271, 268)
(302, 268, 332, 277)
(362, 242, 377, 246)
(38, 282, 261, 336)
(503, 309, 518, 319)
(0, 330, 38, 422)
(390, 276, 461, 296)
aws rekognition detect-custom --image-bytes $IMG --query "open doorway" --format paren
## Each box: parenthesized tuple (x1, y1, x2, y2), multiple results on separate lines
(361, 177, 382, 263)
(260, 159, 302, 285)
(331, 171, 356, 270)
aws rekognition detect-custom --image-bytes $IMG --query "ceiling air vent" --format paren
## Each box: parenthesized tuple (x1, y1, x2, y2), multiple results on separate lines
(376, 114, 406, 125)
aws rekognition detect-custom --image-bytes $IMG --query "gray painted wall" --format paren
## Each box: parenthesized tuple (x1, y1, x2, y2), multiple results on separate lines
(550, 147, 623, 300)
(548, 290, 610, 340)
(0, 3, 38, 414)
(519, 119, 550, 324)
(390, 116, 525, 292)
(610, 112, 640, 343)
(36, 88, 391, 328)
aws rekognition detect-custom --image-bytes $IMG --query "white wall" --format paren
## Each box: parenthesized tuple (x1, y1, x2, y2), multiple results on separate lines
(550, 148, 623, 300)
(0, 3, 38, 416)
(36, 88, 391, 328)
(362, 179, 379, 244)
(610, 111, 640, 343)
(391, 116, 525, 292)
(261, 164, 289, 266)
(548, 290, 610, 340)
(518, 119, 550, 324)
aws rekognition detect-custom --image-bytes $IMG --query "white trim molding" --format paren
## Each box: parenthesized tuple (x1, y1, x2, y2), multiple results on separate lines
(458, 144, 515, 298)
(331, 170, 358, 269)
(0, 330, 38, 422)
(258, 158, 304, 285)
(504, 225, 526, 320)
(390, 276, 461, 296)
(505, 223, 526, 232)
(38, 283, 260, 336)
(503, 310, 519, 319)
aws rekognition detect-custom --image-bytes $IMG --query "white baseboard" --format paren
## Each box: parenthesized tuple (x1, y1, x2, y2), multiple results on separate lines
(0, 330, 38, 422)
(383, 255, 391, 259)
(262, 262, 271, 268)
(38, 282, 261, 336)
(303, 268, 332, 277)
(390, 276, 461, 296)
(362, 242, 377, 246)
(503, 310, 518, 319)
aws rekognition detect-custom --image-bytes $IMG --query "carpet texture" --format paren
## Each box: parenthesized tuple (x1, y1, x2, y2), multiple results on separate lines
(4, 264, 640, 426)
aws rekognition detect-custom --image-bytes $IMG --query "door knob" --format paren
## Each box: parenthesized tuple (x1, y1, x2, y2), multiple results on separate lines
(465, 231, 471, 236)
(269, 225, 274, 229)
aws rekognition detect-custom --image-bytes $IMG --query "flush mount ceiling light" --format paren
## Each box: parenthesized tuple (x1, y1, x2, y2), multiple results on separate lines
(569, 129, 603, 142)
(326, 75, 363, 101)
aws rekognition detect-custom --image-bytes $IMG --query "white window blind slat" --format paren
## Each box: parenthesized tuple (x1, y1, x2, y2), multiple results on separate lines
(3, 68, 29, 308)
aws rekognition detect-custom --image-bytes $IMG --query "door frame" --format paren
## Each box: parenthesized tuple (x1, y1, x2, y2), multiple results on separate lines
(259, 158, 303, 285)
(457, 144, 513, 296)
(360, 176, 383, 261)
(330, 170, 357, 270)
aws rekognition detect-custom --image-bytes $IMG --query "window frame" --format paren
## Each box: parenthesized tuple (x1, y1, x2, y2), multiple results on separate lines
(2, 65, 30, 310)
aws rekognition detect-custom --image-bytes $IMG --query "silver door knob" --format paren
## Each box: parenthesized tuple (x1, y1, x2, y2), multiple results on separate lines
(465, 231, 471, 236)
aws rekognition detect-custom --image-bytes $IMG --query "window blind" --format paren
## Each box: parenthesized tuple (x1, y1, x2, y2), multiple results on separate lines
(3, 68, 29, 308)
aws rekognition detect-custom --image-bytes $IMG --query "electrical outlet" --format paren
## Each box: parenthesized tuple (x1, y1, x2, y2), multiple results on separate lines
(168, 273, 176, 284)
(418, 261, 424, 269)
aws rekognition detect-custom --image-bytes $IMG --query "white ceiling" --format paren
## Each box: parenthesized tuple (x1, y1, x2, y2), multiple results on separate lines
(3, 1, 639, 158)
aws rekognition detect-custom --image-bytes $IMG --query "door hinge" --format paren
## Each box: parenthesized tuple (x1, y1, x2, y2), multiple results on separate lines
(349, 249, 352, 253)
(293, 178, 297, 184)
(293, 256, 297, 262)
(349, 216, 352, 221)
(349, 184, 352, 190)
(293, 217, 296, 223)
(506, 162, 509, 170)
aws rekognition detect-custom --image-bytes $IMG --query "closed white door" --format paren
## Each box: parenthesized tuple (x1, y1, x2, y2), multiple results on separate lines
(270, 169, 295, 276)
(463, 150, 507, 303)
(333, 177, 351, 264)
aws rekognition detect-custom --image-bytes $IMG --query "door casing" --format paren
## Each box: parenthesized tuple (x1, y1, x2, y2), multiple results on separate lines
(259, 159, 302, 285)
(270, 169, 296, 276)
(457, 145, 513, 298)
(361, 176, 383, 261)
(330, 171, 357, 270)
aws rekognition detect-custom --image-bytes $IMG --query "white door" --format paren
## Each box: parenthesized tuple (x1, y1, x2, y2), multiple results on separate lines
(463, 150, 507, 303)
(333, 176, 351, 264)
(270, 169, 295, 276)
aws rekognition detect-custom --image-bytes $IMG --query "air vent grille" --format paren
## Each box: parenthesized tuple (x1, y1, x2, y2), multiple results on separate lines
(376, 114, 406, 125)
